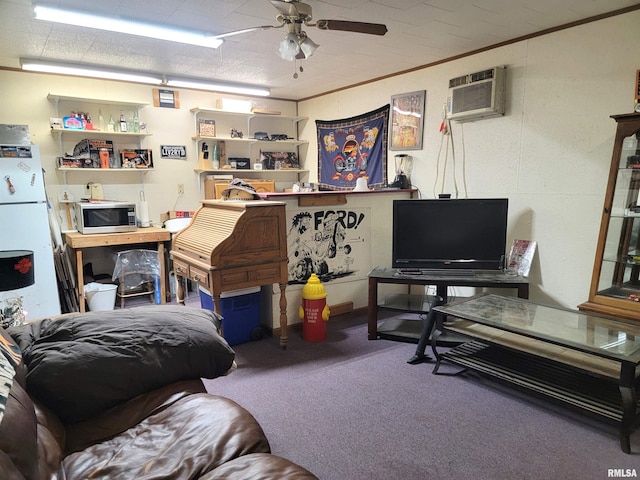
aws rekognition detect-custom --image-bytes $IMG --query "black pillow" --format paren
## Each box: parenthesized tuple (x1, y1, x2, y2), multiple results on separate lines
(8, 306, 234, 424)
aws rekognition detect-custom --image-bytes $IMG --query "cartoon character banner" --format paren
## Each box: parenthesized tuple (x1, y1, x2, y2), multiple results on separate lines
(316, 105, 389, 190)
(287, 207, 371, 286)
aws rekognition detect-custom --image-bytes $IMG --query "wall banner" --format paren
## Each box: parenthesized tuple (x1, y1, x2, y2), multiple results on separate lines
(287, 207, 371, 286)
(316, 105, 389, 190)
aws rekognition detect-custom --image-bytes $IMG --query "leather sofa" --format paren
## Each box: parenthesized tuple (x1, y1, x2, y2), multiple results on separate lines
(0, 305, 317, 479)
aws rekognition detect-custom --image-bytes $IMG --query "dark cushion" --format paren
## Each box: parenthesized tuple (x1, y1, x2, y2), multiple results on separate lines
(8, 306, 235, 423)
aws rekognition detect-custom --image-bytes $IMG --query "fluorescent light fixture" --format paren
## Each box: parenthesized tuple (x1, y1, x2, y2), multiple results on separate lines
(33, 4, 223, 49)
(166, 79, 270, 97)
(20, 58, 163, 85)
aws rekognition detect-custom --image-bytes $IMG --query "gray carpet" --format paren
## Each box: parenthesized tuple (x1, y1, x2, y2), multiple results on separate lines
(202, 314, 640, 480)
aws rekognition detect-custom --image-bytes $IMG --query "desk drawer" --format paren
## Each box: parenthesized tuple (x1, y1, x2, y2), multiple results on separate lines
(189, 264, 210, 289)
(173, 259, 190, 277)
(220, 265, 282, 287)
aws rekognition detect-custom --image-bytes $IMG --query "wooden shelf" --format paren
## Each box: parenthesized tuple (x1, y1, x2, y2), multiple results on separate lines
(189, 107, 307, 123)
(191, 135, 307, 147)
(48, 93, 148, 108)
(51, 128, 152, 138)
(194, 168, 307, 175)
(57, 167, 154, 172)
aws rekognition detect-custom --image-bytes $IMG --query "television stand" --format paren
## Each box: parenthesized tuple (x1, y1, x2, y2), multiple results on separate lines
(397, 268, 476, 277)
(367, 266, 530, 345)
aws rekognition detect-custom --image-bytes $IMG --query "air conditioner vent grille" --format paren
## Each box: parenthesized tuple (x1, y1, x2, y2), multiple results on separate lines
(470, 68, 496, 83)
(449, 75, 468, 88)
(451, 82, 493, 114)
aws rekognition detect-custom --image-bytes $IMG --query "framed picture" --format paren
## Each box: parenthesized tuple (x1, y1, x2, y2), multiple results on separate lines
(390, 90, 426, 150)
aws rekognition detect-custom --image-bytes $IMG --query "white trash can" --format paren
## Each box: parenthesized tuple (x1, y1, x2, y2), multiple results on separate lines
(84, 282, 118, 311)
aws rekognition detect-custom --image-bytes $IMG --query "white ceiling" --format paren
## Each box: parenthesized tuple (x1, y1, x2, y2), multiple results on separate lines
(1, 0, 638, 100)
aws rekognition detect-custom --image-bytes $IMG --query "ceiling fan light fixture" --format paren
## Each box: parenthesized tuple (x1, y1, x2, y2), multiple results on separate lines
(299, 36, 319, 59)
(33, 4, 223, 49)
(278, 33, 301, 61)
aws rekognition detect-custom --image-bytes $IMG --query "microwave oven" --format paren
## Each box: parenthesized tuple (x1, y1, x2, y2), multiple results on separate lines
(75, 201, 137, 234)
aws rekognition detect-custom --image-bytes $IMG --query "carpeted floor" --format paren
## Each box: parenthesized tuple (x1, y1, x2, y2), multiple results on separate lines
(202, 313, 640, 480)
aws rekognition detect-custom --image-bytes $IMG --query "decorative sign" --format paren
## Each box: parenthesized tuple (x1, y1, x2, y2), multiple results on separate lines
(286, 207, 371, 286)
(153, 89, 180, 109)
(160, 145, 187, 159)
(390, 90, 426, 150)
(316, 105, 389, 190)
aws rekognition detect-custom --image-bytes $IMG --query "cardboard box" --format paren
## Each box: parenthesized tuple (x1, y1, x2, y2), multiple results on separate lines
(213, 180, 275, 199)
(229, 157, 250, 169)
(120, 149, 153, 168)
(160, 210, 197, 224)
(72, 139, 116, 168)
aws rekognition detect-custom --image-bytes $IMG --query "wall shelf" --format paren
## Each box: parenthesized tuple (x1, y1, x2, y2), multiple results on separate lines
(191, 107, 309, 193)
(51, 128, 152, 138)
(47, 93, 149, 109)
(55, 167, 154, 184)
(48, 94, 153, 184)
(194, 168, 308, 175)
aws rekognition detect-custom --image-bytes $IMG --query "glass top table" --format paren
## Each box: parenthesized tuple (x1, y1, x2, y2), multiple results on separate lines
(434, 293, 640, 365)
(432, 293, 640, 454)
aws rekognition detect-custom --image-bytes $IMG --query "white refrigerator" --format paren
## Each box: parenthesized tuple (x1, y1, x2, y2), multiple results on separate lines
(0, 145, 61, 321)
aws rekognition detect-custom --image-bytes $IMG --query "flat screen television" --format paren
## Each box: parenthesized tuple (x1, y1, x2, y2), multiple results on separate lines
(392, 198, 508, 271)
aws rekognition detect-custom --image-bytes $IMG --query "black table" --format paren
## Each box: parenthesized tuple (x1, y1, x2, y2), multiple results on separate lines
(367, 266, 530, 341)
(432, 293, 640, 454)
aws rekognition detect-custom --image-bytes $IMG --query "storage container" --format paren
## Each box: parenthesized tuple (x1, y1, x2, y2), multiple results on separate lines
(199, 286, 262, 346)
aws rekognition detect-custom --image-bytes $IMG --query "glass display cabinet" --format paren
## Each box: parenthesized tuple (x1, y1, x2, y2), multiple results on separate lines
(579, 113, 640, 321)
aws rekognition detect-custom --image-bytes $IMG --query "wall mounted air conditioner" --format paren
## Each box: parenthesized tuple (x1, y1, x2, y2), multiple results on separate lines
(446, 66, 506, 122)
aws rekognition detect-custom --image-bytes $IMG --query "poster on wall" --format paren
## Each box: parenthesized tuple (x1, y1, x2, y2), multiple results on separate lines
(287, 207, 371, 286)
(316, 105, 389, 190)
(389, 90, 426, 150)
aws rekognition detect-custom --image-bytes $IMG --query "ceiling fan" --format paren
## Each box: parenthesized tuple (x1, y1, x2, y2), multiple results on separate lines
(214, 0, 388, 62)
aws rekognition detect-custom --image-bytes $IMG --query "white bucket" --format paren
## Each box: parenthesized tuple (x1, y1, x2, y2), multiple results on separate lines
(84, 282, 118, 311)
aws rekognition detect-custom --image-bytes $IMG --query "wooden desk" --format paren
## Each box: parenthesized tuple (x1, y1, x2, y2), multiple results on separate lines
(171, 200, 289, 348)
(64, 228, 171, 312)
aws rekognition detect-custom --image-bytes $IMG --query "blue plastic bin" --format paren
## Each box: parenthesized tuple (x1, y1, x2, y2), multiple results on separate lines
(199, 286, 262, 346)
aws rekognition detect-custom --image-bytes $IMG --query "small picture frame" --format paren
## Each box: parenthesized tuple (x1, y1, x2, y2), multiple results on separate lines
(390, 90, 426, 150)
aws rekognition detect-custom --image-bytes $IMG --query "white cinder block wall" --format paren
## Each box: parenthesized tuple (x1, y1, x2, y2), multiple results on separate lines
(0, 10, 637, 322)
(298, 10, 639, 310)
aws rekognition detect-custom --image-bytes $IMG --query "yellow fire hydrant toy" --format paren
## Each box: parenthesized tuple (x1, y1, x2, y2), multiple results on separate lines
(299, 273, 330, 342)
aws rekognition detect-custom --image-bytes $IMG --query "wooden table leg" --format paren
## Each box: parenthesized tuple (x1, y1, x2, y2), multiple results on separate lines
(76, 248, 85, 313)
(176, 273, 186, 305)
(279, 282, 288, 349)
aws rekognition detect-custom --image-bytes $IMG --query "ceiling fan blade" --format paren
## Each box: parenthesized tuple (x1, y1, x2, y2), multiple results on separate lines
(213, 25, 279, 40)
(315, 20, 387, 36)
